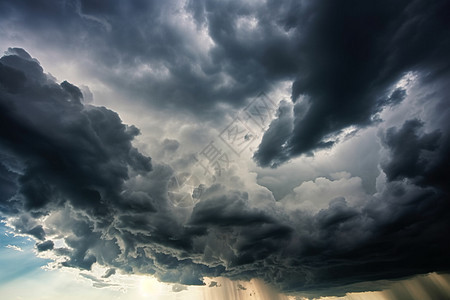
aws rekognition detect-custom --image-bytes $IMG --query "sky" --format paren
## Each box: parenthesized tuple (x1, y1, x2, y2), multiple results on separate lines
(0, 0, 449, 299)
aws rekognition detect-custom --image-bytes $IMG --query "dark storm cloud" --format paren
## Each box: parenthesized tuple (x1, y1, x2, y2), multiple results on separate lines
(0, 47, 216, 282)
(1, 0, 450, 296)
(36, 240, 54, 252)
(380, 119, 447, 189)
(253, 100, 294, 168)
(0, 48, 151, 219)
(0, 0, 277, 116)
(254, 0, 450, 166)
(1, 48, 449, 296)
(0, 162, 18, 213)
(1, 0, 449, 150)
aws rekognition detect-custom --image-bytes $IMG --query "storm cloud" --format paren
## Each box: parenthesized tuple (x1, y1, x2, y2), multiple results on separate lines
(1, 50, 449, 297)
(254, 0, 450, 166)
(1, 0, 450, 298)
(2, 0, 449, 151)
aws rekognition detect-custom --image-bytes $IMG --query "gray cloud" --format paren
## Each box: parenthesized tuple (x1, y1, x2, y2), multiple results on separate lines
(1, 0, 450, 296)
(254, 0, 450, 166)
(1, 48, 450, 297)
(0, 0, 276, 119)
(0, 48, 151, 219)
(101, 268, 116, 279)
(253, 100, 294, 168)
(1, 0, 449, 134)
(172, 283, 188, 292)
(381, 119, 443, 186)
(3, 0, 449, 164)
(36, 240, 54, 252)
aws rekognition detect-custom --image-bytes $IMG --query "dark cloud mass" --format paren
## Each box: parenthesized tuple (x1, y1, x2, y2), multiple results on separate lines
(3, 0, 448, 160)
(0, 48, 151, 217)
(381, 119, 444, 185)
(0, 0, 450, 297)
(255, 0, 450, 166)
(36, 240, 54, 252)
(1, 50, 449, 297)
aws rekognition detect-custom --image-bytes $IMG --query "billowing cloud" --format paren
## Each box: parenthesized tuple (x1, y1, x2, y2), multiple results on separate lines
(0, 48, 151, 218)
(1, 0, 450, 298)
(1, 50, 449, 298)
(380, 119, 449, 191)
(0, 48, 151, 270)
(282, 172, 370, 213)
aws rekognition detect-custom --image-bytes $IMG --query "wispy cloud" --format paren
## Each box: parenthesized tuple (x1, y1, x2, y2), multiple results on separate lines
(5, 244, 23, 252)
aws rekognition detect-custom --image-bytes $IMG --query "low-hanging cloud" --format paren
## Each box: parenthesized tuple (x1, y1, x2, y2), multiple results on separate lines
(1, 49, 450, 297)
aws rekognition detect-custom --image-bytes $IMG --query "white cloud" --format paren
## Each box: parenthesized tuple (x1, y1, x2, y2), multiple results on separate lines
(282, 172, 370, 213)
(5, 244, 23, 252)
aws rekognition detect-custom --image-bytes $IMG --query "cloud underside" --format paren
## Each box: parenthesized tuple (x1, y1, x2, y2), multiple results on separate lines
(0, 0, 450, 297)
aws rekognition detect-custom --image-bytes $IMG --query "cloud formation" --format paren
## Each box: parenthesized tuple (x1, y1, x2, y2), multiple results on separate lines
(2, 0, 448, 160)
(1, 0, 450, 297)
(381, 119, 449, 191)
(254, 0, 450, 166)
(1, 49, 449, 297)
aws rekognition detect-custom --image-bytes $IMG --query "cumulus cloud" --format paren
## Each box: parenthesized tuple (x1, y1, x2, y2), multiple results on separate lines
(282, 172, 369, 213)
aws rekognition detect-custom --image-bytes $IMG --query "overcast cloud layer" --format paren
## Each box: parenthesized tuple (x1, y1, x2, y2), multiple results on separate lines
(1, 0, 450, 298)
